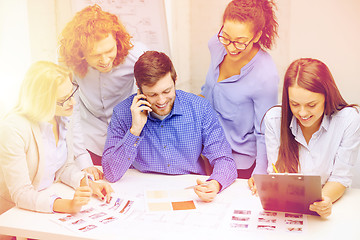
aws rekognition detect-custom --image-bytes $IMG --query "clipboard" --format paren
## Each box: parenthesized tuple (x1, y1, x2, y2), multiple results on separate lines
(253, 174, 322, 215)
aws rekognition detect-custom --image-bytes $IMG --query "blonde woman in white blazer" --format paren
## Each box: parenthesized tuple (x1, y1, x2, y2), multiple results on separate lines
(0, 61, 113, 214)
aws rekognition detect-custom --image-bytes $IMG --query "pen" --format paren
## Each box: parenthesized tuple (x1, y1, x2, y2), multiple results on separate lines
(272, 163, 279, 173)
(185, 182, 209, 189)
(84, 171, 89, 186)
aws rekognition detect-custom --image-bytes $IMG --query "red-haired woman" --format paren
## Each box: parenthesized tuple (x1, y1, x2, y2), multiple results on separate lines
(200, 0, 279, 180)
(264, 58, 360, 217)
(59, 5, 147, 168)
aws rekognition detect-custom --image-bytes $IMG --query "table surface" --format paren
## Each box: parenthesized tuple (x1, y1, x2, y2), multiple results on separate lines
(0, 169, 359, 240)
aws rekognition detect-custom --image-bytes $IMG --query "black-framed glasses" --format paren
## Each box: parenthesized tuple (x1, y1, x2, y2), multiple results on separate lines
(56, 82, 79, 107)
(217, 25, 255, 51)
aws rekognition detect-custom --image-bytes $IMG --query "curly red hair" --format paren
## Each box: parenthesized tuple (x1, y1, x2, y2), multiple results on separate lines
(58, 4, 133, 78)
(223, 0, 278, 50)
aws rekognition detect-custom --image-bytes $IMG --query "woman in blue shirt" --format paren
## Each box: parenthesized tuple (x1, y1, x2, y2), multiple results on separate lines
(200, 0, 279, 179)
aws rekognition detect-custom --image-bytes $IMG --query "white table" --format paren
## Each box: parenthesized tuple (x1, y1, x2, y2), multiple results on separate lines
(0, 169, 359, 240)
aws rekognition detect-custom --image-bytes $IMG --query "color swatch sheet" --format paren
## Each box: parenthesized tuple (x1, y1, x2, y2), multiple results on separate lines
(128, 194, 231, 230)
(145, 189, 197, 212)
(51, 194, 137, 235)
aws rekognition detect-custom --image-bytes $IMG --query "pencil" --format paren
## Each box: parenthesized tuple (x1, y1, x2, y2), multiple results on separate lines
(272, 163, 279, 173)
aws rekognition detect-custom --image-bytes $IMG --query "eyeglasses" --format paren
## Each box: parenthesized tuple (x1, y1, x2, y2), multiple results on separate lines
(56, 82, 79, 107)
(217, 25, 255, 51)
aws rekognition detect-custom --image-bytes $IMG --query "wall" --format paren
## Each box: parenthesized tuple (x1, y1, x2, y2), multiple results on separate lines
(167, 0, 192, 91)
(0, 0, 30, 116)
(27, 0, 57, 62)
(287, 0, 360, 105)
(188, 0, 229, 93)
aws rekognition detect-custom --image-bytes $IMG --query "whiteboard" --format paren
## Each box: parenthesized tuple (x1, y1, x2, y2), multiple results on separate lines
(71, 0, 170, 56)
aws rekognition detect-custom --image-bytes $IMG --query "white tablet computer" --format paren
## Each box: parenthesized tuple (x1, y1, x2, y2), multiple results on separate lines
(253, 174, 322, 216)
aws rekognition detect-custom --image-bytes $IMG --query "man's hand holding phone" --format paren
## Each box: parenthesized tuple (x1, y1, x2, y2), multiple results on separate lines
(130, 89, 152, 136)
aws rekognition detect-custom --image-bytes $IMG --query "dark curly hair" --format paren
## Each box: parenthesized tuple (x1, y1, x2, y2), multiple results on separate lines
(223, 0, 278, 50)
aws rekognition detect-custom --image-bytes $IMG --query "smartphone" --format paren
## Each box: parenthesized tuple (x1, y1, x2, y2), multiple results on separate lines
(138, 89, 151, 114)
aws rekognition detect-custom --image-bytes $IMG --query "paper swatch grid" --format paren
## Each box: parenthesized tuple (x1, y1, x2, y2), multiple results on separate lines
(128, 199, 230, 231)
(145, 189, 197, 212)
(51, 195, 136, 234)
(225, 209, 308, 233)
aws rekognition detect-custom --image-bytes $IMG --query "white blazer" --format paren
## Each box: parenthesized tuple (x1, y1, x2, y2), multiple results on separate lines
(0, 113, 84, 214)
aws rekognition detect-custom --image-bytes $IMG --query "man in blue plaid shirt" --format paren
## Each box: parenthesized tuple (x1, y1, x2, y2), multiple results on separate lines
(102, 51, 237, 202)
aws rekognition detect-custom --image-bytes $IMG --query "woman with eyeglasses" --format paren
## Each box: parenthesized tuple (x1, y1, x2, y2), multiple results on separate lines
(264, 58, 360, 217)
(200, 0, 279, 182)
(0, 61, 113, 214)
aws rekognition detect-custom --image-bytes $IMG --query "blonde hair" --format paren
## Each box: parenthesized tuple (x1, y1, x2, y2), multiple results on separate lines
(14, 61, 73, 122)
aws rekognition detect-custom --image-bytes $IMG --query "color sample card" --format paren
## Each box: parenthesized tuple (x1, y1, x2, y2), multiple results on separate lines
(148, 202, 172, 212)
(145, 189, 197, 212)
(171, 200, 196, 210)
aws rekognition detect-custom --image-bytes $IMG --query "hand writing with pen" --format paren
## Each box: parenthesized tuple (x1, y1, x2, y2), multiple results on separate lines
(191, 179, 221, 202)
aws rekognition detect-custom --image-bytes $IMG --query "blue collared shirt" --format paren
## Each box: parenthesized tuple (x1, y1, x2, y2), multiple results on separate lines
(102, 90, 237, 190)
(201, 35, 279, 174)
